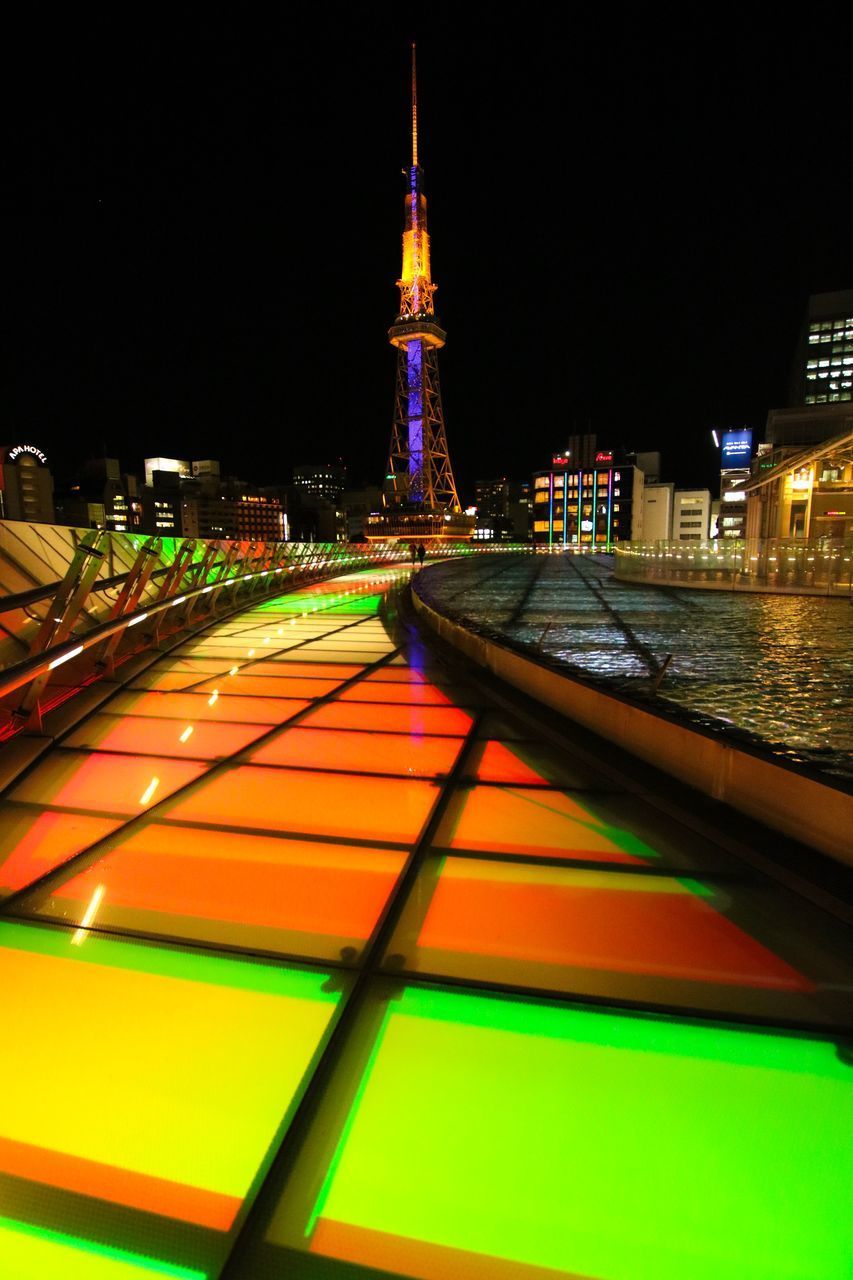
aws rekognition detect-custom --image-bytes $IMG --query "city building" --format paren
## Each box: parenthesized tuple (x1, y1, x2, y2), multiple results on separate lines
(672, 489, 711, 541)
(142, 468, 182, 535)
(342, 485, 383, 540)
(370, 47, 472, 542)
(531, 451, 643, 547)
(714, 428, 754, 540)
(0, 443, 55, 523)
(293, 463, 347, 504)
(180, 489, 285, 541)
(642, 482, 674, 541)
(474, 478, 532, 542)
(56, 457, 139, 532)
(144, 457, 191, 486)
(744, 424, 853, 541)
(629, 451, 662, 483)
(790, 289, 853, 407)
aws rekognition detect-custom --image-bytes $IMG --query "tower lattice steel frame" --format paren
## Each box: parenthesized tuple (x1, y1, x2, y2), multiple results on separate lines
(374, 46, 471, 540)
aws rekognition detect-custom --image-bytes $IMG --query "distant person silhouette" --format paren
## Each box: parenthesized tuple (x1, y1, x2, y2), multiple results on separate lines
(417, 543, 426, 567)
(409, 542, 417, 566)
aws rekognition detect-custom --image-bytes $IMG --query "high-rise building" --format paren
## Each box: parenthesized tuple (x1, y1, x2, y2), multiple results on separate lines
(370, 47, 472, 542)
(790, 289, 853, 407)
(0, 444, 55, 523)
(293, 464, 347, 504)
(713, 428, 754, 539)
(531, 451, 643, 547)
(474, 479, 532, 542)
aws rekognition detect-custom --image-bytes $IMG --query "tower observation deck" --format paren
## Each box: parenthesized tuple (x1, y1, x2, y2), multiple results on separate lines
(368, 46, 474, 543)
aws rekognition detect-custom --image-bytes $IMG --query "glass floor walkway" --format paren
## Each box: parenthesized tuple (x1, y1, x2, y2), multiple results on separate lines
(0, 565, 851, 1279)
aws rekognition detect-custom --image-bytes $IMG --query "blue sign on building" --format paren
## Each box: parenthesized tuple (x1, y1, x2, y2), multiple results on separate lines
(721, 429, 753, 468)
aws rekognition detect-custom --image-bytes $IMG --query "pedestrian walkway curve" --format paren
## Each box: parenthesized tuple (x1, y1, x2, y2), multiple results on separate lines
(0, 564, 851, 1280)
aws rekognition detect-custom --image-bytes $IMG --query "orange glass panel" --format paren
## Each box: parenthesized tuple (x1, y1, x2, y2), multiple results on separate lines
(130, 658, 236, 692)
(194, 675, 343, 699)
(63, 714, 269, 759)
(466, 741, 547, 785)
(302, 702, 472, 736)
(248, 728, 462, 777)
(337, 684, 455, 706)
(362, 669, 434, 685)
(435, 787, 650, 863)
(239, 661, 363, 680)
(26, 826, 406, 960)
(10, 751, 207, 816)
(464, 740, 608, 789)
(129, 670, 217, 692)
(164, 766, 438, 844)
(391, 859, 814, 998)
(0, 807, 121, 895)
(109, 690, 308, 725)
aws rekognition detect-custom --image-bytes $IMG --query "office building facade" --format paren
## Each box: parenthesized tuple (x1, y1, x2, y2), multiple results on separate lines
(672, 489, 711, 541)
(532, 452, 643, 547)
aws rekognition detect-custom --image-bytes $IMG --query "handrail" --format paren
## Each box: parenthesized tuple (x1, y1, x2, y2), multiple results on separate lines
(0, 566, 172, 615)
(0, 562, 295, 701)
(0, 540, 410, 730)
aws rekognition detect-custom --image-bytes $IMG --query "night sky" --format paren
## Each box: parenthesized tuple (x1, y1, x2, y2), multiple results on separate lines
(2, 11, 851, 497)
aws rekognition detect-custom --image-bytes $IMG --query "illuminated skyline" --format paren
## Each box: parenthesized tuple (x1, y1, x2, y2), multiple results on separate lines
(1, 16, 850, 497)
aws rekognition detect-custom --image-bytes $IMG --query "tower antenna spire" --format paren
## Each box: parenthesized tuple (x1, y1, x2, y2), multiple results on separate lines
(411, 42, 418, 167)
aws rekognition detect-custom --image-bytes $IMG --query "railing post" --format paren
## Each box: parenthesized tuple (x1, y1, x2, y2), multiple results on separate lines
(97, 537, 163, 676)
(14, 529, 107, 728)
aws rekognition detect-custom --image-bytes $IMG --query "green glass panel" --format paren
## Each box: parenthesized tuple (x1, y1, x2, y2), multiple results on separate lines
(262, 982, 853, 1280)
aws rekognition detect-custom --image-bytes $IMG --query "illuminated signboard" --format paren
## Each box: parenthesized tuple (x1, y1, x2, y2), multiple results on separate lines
(595, 451, 613, 463)
(551, 454, 571, 469)
(721, 430, 753, 468)
(6, 444, 48, 465)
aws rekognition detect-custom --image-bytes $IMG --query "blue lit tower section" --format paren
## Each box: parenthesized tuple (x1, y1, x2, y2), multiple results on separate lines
(379, 45, 466, 536)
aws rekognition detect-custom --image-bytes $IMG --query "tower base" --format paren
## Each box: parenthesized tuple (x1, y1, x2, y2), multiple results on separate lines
(366, 509, 475, 543)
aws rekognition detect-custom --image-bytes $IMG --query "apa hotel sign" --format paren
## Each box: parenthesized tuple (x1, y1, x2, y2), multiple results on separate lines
(6, 444, 48, 465)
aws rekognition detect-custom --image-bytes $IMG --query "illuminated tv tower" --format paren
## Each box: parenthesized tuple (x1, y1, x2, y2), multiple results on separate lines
(371, 45, 473, 542)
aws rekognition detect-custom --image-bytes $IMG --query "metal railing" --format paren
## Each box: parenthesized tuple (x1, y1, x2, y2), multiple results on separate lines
(0, 525, 409, 736)
(614, 538, 853, 595)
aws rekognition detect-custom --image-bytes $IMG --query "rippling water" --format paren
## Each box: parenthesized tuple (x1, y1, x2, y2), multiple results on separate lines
(418, 554, 853, 783)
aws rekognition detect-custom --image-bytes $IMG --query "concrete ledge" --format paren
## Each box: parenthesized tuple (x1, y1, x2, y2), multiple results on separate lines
(412, 586, 853, 866)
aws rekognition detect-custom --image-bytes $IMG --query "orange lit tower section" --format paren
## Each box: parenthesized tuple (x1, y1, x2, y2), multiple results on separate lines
(370, 46, 473, 542)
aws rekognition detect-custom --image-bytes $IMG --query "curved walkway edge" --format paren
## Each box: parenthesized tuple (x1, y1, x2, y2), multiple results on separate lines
(411, 580, 853, 866)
